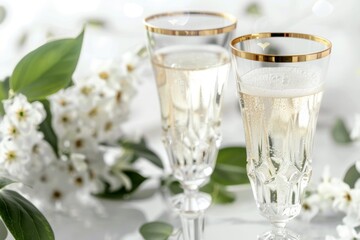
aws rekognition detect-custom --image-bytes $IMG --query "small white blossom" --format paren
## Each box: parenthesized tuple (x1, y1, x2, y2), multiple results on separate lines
(70, 153, 87, 172)
(0, 116, 21, 139)
(303, 167, 360, 240)
(121, 51, 141, 75)
(336, 224, 360, 239)
(317, 178, 350, 212)
(49, 89, 76, 111)
(3, 94, 45, 130)
(301, 193, 320, 221)
(0, 138, 29, 177)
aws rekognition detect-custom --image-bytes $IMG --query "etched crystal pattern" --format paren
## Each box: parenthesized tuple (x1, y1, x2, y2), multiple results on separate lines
(152, 45, 230, 188)
(239, 90, 322, 222)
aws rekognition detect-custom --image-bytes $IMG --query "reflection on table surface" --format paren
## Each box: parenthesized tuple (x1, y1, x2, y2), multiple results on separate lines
(45, 185, 338, 240)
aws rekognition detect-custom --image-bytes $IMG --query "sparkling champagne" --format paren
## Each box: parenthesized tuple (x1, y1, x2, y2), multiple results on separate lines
(152, 45, 230, 187)
(238, 67, 323, 222)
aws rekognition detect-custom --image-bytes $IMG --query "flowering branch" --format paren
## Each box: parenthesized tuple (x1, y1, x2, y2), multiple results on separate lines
(0, 23, 164, 238)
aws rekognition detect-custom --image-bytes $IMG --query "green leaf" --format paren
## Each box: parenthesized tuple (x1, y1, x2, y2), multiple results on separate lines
(0, 220, 8, 240)
(0, 6, 6, 24)
(0, 190, 54, 240)
(119, 139, 163, 169)
(161, 176, 182, 195)
(344, 164, 360, 188)
(17, 32, 28, 49)
(245, 3, 261, 16)
(332, 118, 352, 144)
(0, 177, 16, 189)
(211, 146, 249, 186)
(39, 100, 58, 157)
(85, 18, 107, 28)
(10, 31, 84, 101)
(94, 170, 147, 199)
(0, 77, 10, 115)
(201, 181, 235, 204)
(139, 221, 173, 240)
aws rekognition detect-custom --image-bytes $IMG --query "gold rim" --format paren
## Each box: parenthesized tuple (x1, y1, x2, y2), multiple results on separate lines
(230, 32, 332, 62)
(144, 11, 237, 36)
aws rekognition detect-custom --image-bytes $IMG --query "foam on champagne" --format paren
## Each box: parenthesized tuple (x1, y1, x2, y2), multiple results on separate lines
(240, 67, 323, 97)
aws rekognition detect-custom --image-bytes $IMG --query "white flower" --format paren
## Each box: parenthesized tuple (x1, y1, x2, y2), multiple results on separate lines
(0, 116, 21, 139)
(29, 140, 57, 168)
(52, 109, 78, 138)
(73, 78, 109, 106)
(336, 224, 360, 239)
(67, 130, 99, 157)
(3, 94, 45, 130)
(31, 168, 75, 210)
(91, 60, 137, 107)
(317, 177, 350, 212)
(0, 138, 30, 177)
(87, 149, 134, 193)
(49, 89, 76, 111)
(96, 119, 123, 143)
(70, 153, 87, 172)
(333, 188, 360, 213)
(121, 51, 141, 75)
(301, 193, 320, 221)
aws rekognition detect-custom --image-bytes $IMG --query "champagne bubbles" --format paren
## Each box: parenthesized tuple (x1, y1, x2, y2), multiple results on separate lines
(240, 67, 323, 97)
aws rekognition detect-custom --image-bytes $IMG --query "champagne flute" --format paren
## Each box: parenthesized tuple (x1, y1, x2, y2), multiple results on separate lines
(144, 11, 236, 240)
(230, 33, 332, 239)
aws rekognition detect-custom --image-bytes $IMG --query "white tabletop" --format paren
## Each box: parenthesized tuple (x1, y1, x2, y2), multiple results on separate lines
(36, 65, 355, 240)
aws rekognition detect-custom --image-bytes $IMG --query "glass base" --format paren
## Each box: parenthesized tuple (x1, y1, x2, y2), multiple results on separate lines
(171, 192, 211, 240)
(171, 192, 211, 217)
(258, 229, 300, 240)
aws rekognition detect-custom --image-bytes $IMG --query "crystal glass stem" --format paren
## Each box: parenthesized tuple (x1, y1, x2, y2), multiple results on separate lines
(172, 185, 211, 240)
(180, 211, 205, 240)
(271, 222, 287, 238)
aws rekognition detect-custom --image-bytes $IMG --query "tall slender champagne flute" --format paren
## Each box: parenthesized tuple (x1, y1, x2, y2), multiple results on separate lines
(144, 12, 236, 240)
(230, 33, 332, 239)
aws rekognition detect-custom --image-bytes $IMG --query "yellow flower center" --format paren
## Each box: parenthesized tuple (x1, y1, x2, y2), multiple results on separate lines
(75, 139, 83, 149)
(126, 64, 134, 72)
(5, 150, 17, 163)
(80, 86, 92, 96)
(52, 190, 63, 200)
(344, 192, 352, 202)
(88, 108, 98, 117)
(8, 126, 18, 137)
(99, 71, 109, 80)
(116, 91, 122, 103)
(104, 121, 113, 131)
(302, 203, 311, 211)
(61, 115, 70, 124)
(16, 108, 27, 121)
(59, 99, 68, 106)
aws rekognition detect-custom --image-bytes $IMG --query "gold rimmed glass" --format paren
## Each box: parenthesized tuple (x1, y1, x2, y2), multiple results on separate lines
(144, 11, 236, 240)
(231, 33, 331, 239)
